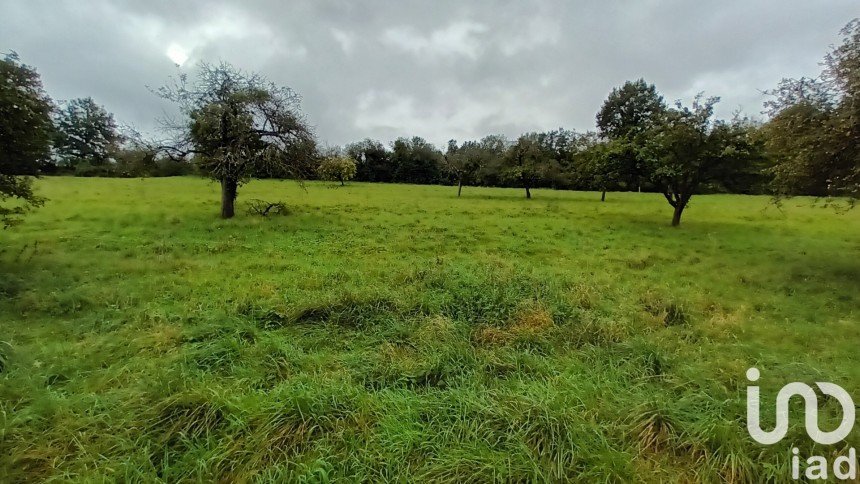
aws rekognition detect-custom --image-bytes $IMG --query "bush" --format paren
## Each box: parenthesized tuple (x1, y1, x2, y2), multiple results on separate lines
(317, 156, 357, 186)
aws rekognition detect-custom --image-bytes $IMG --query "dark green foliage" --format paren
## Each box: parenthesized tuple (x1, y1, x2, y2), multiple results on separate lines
(347, 138, 394, 182)
(0, 341, 11, 373)
(443, 136, 512, 195)
(596, 79, 666, 140)
(763, 18, 860, 202)
(645, 96, 765, 225)
(390, 136, 443, 184)
(589, 79, 667, 200)
(580, 136, 644, 196)
(53, 97, 121, 168)
(500, 133, 548, 198)
(0, 52, 52, 227)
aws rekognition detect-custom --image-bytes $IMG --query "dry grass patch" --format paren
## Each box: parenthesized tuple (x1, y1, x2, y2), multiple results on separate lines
(472, 305, 555, 347)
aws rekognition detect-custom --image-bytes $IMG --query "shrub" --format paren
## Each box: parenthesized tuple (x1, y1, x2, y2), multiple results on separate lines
(318, 156, 357, 186)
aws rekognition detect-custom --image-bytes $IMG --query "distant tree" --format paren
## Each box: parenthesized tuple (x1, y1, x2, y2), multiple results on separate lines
(390, 137, 443, 184)
(443, 139, 491, 196)
(595, 79, 666, 200)
(761, 94, 833, 196)
(502, 133, 548, 199)
(762, 18, 859, 202)
(443, 140, 467, 196)
(346, 138, 393, 182)
(318, 156, 357, 186)
(0, 53, 52, 227)
(54, 97, 121, 169)
(533, 128, 579, 189)
(597, 79, 666, 139)
(646, 96, 761, 226)
(471, 134, 510, 187)
(582, 138, 641, 201)
(154, 62, 315, 218)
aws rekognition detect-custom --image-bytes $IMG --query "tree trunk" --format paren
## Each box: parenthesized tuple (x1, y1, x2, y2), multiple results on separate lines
(671, 204, 684, 226)
(525, 186, 531, 199)
(601, 191, 606, 202)
(340, 177, 345, 186)
(457, 178, 463, 197)
(220, 178, 237, 219)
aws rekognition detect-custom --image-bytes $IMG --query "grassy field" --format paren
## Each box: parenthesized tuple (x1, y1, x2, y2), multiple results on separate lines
(1, 177, 858, 482)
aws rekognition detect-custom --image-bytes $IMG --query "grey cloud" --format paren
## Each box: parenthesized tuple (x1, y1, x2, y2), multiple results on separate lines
(1, 0, 856, 147)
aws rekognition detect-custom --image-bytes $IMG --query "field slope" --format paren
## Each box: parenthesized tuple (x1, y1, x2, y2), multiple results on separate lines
(1, 177, 858, 482)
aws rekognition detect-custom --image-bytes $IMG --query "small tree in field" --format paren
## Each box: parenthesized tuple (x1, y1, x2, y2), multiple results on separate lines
(646, 96, 761, 226)
(0, 53, 52, 227)
(155, 62, 315, 218)
(443, 139, 485, 197)
(581, 137, 641, 201)
(318, 156, 357, 186)
(502, 133, 547, 199)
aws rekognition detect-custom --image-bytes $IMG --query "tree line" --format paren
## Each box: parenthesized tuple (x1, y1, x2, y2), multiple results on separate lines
(0, 18, 857, 225)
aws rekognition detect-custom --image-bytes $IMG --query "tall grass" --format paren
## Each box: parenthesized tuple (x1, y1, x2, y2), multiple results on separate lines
(0, 177, 858, 481)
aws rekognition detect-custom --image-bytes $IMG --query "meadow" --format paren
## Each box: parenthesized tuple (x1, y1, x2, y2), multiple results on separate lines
(1, 177, 858, 482)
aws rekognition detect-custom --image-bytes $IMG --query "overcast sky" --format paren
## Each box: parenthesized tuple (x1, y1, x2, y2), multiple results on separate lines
(1, 1, 856, 147)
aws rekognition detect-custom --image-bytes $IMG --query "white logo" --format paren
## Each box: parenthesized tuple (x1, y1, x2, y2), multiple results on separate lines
(746, 367, 855, 445)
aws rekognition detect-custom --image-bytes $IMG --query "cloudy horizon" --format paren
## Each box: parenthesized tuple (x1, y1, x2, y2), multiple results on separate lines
(1, 1, 856, 147)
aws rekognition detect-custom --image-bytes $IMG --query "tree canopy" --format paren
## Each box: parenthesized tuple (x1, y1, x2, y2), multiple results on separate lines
(390, 137, 443, 185)
(596, 79, 666, 140)
(763, 19, 860, 203)
(155, 62, 316, 218)
(54, 97, 121, 168)
(318, 156, 357, 186)
(646, 96, 761, 225)
(0, 52, 52, 227)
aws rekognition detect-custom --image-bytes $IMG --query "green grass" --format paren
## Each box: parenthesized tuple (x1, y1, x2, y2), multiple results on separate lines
(1, 177, 858, 482)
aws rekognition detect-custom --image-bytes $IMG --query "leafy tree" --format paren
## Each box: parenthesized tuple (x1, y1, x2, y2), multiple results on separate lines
(763, 18, 859, 202)
(346, 139, 393, 182)
(444, 139, 497, 196)
(0, 53, 52, 227)
(582, 138, 641, 201)
(761, 74, 836, 197)
(54, 97, 121, 168)
(318, 156, 357, 186)
(646, 96, 761, 226)
(155, 62, 315, 218)
(390, 137, 442, 184)
(502, 133, 548, 199)
(594, 79, 666, 200)
(443, 140, 469, 196)
(532, 128, 580, 189)
(471, 134, 510, 187)
(597, 79, 666, 139)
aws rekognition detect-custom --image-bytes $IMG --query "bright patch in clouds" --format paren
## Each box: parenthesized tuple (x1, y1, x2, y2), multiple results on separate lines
(382, 21, 489, 59)
(166, 43, 189, 65)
